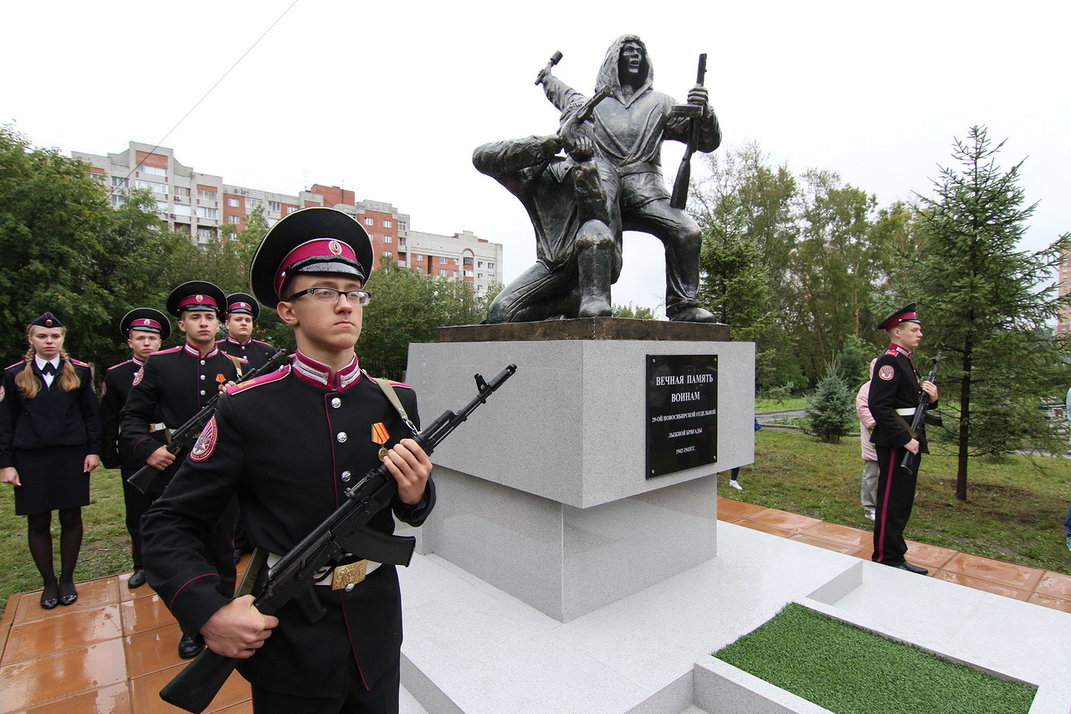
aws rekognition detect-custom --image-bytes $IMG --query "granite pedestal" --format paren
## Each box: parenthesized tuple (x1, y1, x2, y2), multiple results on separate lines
(405, 319, 755, 621)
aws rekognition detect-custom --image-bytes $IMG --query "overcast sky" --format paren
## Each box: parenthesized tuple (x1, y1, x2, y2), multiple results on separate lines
(4, 0, 1068, 316)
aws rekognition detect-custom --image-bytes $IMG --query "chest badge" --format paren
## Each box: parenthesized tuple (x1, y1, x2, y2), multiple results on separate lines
(372, 422, 390, 460)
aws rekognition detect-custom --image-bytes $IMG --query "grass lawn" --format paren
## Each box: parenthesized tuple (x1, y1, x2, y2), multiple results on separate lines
(714, 603, 1036, 714)
(724, 428, 1071, 575)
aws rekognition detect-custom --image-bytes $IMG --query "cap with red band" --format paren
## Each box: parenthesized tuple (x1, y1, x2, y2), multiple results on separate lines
(119, 307, 172, 339)
(249, 207, 373, 307)
(876, 302, 920, 331)
(166, 281, 227, 317)
(224, 292, 259, 320)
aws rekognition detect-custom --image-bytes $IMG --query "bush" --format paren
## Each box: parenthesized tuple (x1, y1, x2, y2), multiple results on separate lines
(804, 363, 855, 443)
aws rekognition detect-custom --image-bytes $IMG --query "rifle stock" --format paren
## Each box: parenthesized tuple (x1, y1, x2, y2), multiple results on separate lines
(158, 363, 517, 713)
(127, 350, 290, 493)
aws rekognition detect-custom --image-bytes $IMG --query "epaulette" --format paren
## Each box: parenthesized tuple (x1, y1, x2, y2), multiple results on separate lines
(153, 346, 183, 355)
(106, 359, 135, 371)
(69, 358, 91, 368)
(884, 347, 900, 357)
(4, 360, 25, 371)
(226, 365, 291, 395)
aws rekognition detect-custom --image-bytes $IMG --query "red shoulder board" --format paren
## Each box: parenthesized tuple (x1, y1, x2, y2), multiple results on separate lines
(153, 346, 183, 355)
(227, 365, 290, 395)
(69, 358, 91, 368)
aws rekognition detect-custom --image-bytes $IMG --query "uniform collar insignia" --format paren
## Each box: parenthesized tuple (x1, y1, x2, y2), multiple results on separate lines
(292, 351, 361, 391)
(183, 342, 219, 359)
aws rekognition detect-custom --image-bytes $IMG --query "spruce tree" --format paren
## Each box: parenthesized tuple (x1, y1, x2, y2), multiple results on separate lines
(913, 126, 1070, 500)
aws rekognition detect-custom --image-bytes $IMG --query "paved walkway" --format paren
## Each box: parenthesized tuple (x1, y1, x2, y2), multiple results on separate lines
(2, 499, 1069, 712)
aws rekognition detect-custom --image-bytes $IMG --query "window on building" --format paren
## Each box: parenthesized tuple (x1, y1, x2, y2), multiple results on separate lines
(364, 217, 374, 226)
(268, 200, 281, 212)
(383, 235, 392, 244)
(487, 262, 496, 269)
(383, 250, 392, 257)
(136, 179, 168, 195)
(439, 269, 448, 276)
(110, 194, 126, 208)
(196, 206, 218, 219)
(111, 176, 129, 188)
(197, 188, 217, 200)
(142, 165, 166, 176)
(197, 227, 215, 239)
(227, 197, 240, 207)
(464, 269, 473, 277)
(440, 257, 448, 264)
(173, 186, 191, 198)
(383, 219, 392, 228)
(173, 204, 192, 217)
(228, 215, 241, 224)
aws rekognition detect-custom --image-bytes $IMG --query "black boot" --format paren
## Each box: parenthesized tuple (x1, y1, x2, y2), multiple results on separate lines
(178, 633, 204, 659)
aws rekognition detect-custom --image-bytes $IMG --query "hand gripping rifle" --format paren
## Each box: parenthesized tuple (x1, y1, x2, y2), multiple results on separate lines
(669, 53, 707, 210)
(159, 363, 518, 713)
(126, 349, 290, 494)
(899, 350, 942, 474)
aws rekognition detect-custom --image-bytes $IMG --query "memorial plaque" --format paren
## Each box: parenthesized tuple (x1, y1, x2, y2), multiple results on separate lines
(645, 354, 718, 478)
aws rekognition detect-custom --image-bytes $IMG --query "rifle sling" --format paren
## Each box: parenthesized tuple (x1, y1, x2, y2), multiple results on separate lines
(373, 377, 419, 437)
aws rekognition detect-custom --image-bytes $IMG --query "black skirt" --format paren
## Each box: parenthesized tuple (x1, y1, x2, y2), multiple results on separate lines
(11, 445, 90, 515)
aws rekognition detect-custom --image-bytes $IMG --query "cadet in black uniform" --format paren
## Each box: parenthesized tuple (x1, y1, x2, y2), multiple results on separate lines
(0, 312, 102, 609)
(121, 282, 243, 659)
(217, 292, 277, 369)
(142, 207, 434, 713)
(100, 308, 171, 590)
(868, 303, 939, 574)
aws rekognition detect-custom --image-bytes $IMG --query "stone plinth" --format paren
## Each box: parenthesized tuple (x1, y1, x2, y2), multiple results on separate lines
(406, 328, 754, 621)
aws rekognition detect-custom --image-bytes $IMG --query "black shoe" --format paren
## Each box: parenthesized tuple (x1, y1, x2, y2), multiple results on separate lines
(896, 561, 929, 575)
(40, 583, 59, 610)
(178, 634, 204, 659)
(128, 569, 146, 589)
(58, 581, 78, 606)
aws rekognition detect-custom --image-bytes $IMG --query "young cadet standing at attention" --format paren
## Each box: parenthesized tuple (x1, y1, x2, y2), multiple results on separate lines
(217, 292, 277, 369)
(142, 207, 434, 713)
(868, 302, 938, 574)
(100, 308, 171, 590)
(0, 312, 101, 609)
(121, 282, 243, 659)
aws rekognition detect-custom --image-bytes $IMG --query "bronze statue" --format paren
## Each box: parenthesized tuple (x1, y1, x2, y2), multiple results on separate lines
(477, 35, 721, 323)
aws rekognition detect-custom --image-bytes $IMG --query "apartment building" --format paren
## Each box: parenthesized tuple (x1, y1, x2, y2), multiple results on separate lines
(74, 141, 502, 294)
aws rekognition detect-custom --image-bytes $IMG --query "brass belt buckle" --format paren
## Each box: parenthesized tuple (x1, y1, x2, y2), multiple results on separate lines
(331, 560, 368, 590)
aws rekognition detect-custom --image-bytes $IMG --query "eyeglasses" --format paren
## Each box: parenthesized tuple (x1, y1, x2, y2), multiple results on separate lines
(285, 287, 372, 306)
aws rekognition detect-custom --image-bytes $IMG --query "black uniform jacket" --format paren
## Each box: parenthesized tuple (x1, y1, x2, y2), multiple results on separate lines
(100, 357, 151, 470)
(120, 344, 243, 487)
(868, 345, 937, 451)
(0, 358, 101, 467)
(216, 337, 277, 370)
(141, 353, 435, 694)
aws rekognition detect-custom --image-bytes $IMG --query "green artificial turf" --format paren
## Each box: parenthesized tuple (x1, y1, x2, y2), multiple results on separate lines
(713, 604, 1036, 714)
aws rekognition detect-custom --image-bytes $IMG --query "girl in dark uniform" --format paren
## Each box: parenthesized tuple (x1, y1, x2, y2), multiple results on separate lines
(0, 312, 102, 609)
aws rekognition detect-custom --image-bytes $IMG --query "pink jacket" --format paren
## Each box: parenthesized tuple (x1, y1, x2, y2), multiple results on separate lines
(856, 381, 877, 461)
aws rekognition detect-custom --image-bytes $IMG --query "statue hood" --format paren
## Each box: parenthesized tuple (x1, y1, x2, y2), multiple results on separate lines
(595, 34, 653, 108)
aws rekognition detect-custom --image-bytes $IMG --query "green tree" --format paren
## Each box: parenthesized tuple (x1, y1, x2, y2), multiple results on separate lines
(359, 258, 489, 379)
(0, 127, 197, 365)
(912, 126, 1071, 500)
(612, 303, 655, 319)
(804, 362, 855, 443)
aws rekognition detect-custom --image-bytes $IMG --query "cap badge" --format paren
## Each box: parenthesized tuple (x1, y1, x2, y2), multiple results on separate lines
(196, 294, 204, 302)
(329, 240, 343, 255)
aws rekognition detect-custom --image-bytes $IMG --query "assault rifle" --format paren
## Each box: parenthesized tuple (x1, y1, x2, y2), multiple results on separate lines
(159, 363, 518, 713)
(899, 350, 942, 474)
(126, 349, 290, 493)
